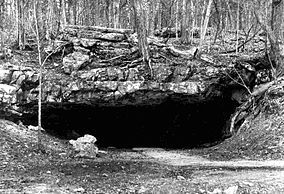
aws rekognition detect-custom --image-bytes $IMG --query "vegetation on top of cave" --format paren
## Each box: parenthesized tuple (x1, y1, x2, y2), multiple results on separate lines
(0, 0, 283, 64)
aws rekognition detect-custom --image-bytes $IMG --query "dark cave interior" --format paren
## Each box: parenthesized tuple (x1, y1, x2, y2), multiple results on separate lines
(21, 95, 238, 149)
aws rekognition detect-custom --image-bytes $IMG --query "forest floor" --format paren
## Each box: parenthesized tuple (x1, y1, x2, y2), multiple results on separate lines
(1, 119, 284, 194)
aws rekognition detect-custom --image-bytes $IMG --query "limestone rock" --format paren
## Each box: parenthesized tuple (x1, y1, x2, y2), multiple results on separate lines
(63, 52, 90, 74)
(223, 186, 238, 194)
(173, 66, 192, 82)
(22, 183, 71, 194)
(0, 69, 12, 83)
(69, 134, 98, 158)
(153, 64, 173, 82)
(0, 84, 17, 103)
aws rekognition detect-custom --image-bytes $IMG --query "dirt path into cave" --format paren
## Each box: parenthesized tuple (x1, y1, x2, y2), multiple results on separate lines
(139, 148, 284, 168)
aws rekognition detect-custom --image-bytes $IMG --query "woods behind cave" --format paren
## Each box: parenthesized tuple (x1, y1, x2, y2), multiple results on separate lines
(0, 0, 284, 148)
(1, 0, 283, 69)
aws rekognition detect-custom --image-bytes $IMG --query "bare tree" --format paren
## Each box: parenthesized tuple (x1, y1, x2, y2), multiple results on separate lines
(254, 0, 284, 76)
(131, 0, 152, 77)
(61, 0, 67, 28)
(199, 0, 213, 47)
(236, 0, 240, 54)
(33, 0, 59, 151)
(17, 0, 25, 50)
(180, 0, 188, 43)
(33, 0, 43, 150)
(0, 0, 4, 50)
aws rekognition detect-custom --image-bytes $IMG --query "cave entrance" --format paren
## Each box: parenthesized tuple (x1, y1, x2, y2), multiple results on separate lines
(23, 97, 237, 149)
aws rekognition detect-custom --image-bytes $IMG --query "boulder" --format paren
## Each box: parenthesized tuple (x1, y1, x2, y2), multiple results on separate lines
(69, 134, 98, 158)
(0, 69, 12, 83)
(0, 84, 17, 103)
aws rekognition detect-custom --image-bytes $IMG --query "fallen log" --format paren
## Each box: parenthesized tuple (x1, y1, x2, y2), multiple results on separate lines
(63, 30, 127, 42)
(65, 25, 133, 34)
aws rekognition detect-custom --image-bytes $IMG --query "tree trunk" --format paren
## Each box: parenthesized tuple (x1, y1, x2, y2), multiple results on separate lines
(33, 0, 43, 151)
(199, 0, 213, 47)
(71, 0, 77, 25)
(181, 0, 188, 43)
(131, 0, 151, 77)
(190, 0, 195, 42)
(175, 0, 179, 40)
(213, 0, 220, 43)
(157, 1, 162, 30)
(61, 0, 67, 29)
(0, 0, 3, 49)
(17, 0, 25, 50)
(46, 0, 54, 41)
(255, 0, 284, 77)
(149, 0, 160, 36)
(271, 0, 284, 75)
(236, 0, 240, 54)
(113, 0, 120, 29)
(225, 0, 233, 31)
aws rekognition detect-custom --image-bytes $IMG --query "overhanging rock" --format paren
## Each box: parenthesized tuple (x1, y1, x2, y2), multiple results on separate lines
(0, 25, 261, 109)
(1, 60, 232, 107)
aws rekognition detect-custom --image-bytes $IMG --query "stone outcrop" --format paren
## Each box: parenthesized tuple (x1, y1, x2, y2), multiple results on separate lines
(0, 64, 38, 109)
(0, 25, 266, 117)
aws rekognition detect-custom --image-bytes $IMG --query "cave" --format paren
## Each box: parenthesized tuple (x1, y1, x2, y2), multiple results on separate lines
(21, 93, 238, 149)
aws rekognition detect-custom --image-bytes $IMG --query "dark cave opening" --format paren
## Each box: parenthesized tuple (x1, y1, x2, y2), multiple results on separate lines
(21, 96, 238, 149)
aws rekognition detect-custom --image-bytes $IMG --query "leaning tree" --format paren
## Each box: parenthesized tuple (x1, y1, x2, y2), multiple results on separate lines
(255, 0, 284, 77)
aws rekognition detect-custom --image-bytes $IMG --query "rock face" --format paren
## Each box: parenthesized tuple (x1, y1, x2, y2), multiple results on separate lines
(0, 58, 232, 108)
(0, 64, 38, 108)
(0, 25, 261, 109)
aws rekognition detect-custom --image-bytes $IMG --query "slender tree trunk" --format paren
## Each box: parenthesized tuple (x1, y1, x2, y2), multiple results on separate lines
(71, 0, 77, 25)
(225, 0, 233, 30)
(61, 0, 67, 29)
(131, 0, 152, 77)
(113, 0, 120, 28)
(109, 0, 113, 27)
(105, 0, 110, 27)
(271, 0, 284, 75)
(199, 0, 213, 47)
(145, 1, 149, 35)
(213, 0, 220, 43)
(190, 0, 195, 42)
(175, 0, 179, 40)
(0, 0, 3, 50)
(157, 1, 162, 30)
(181, 0, 187, 43)
(46, 0, 54, 41)
(33, 0, 43, 150)
(236, 0, 240, 54)
(200, 0, 207, 34)
(149, 0, 160, 36)
(17, 0, 25, 50)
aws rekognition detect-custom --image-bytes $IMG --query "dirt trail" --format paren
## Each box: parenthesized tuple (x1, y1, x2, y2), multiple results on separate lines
(142, 149, 284, 168)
